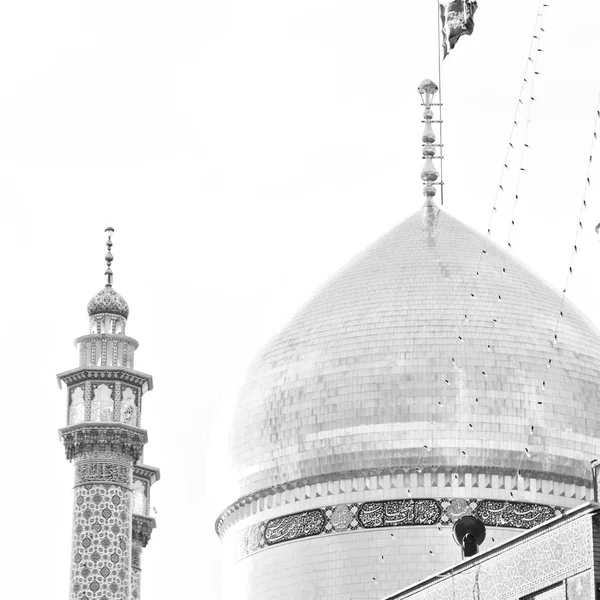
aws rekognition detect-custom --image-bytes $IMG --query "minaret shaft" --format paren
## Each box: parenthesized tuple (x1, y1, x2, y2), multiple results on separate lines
(69, 450, 134, 600)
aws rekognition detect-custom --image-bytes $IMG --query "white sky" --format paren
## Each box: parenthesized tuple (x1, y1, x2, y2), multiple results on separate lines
(1, 1, 599, 599)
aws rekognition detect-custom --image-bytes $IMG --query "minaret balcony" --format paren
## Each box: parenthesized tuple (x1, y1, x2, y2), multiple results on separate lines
(74, 333, 139, 368)
(58, 367, 153, 430)
(59, 421, 148, 462)
(133, 464, 161, 517)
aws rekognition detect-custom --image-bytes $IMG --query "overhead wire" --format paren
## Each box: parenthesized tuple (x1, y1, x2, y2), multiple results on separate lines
(533, 91, 600, 502)
(447, 0, 548, 496)
(482, 4, 547, 502)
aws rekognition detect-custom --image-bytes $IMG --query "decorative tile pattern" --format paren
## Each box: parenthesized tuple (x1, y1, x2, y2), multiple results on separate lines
(131, 542, 141, 570)
(70, 483, 132, 600)
(87, 287, 129, 318)
(113, 382, 122, 423)
(84, 381, 92, 421)
(61, 370, 149, 390)
(329, 503, 354, 532)
(236, 497, 563, 558)
(131, 540, 142, 600)
(388, 513, 592, 600)
(131, 569, 141, 600)
(239, 522, 266, 557)
(442, 498, 477, 522)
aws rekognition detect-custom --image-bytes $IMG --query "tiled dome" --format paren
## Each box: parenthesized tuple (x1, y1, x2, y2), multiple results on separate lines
(87, 286, 129, 319)
(230, 205, 600, 497)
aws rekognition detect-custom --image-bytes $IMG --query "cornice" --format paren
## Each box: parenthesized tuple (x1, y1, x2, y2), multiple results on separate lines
(215, 465, 593, 538)
(57, 366, 153, 393)
(74, 333, 139, 350)
(134, 463, 161, 485)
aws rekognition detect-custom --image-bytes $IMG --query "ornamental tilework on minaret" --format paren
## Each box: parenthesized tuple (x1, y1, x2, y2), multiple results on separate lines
(58, 228, 160, 600)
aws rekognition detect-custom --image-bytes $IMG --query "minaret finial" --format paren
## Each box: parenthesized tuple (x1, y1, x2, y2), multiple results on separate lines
(105, 226, 114, 287)
(418, 79, 440, 206)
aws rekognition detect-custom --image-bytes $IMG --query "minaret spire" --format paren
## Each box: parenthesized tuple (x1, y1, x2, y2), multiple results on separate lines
(105, 226, 114, 287)
(418, 79, 441, 206)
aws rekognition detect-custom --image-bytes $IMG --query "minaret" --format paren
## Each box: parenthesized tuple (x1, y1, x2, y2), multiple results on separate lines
(58, 228, 159, 600)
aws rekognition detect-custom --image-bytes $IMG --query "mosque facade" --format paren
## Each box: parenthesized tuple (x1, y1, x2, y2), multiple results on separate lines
(58, 229, 159, 600)
(215, 82, 600, 599)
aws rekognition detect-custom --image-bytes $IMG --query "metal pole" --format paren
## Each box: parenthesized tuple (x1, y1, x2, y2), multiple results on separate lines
(437, 0, 445, 206)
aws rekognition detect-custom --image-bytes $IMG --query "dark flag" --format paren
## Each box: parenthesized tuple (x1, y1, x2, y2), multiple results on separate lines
(440, 1, 478, 59)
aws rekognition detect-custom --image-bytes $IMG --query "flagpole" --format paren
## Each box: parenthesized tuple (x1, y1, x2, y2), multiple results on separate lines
(437, 0, 445, 206)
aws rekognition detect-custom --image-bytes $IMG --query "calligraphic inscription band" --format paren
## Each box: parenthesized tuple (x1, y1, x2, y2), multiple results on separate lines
(265, 510, 326, 545)
(359, 499, 441, 528)
(237, 498, 563, 559)
(76, 461, 130, 487)
(477, 500, 557, 528)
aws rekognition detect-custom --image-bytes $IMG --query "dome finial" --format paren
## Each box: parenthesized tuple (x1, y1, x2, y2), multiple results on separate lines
(87, 227, 129, 318)
(418, 79, 440, 207)
(105, 226, 114, 287)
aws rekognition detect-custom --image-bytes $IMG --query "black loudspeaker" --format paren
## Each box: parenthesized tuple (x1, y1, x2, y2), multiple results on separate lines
(452, 515, 486, 558)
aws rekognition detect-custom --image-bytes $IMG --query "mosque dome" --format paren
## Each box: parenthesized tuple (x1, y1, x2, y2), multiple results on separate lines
(87, 286, 129, 319)
(230, 204, 600, 498)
